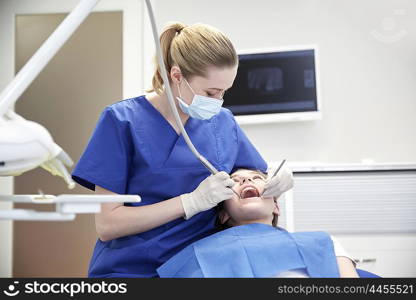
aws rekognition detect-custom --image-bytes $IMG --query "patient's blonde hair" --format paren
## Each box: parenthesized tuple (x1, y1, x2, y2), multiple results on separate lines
(146, 22, 238, 95)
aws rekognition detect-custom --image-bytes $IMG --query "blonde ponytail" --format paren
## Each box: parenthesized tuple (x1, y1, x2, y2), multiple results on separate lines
(147, 22, 238, 95)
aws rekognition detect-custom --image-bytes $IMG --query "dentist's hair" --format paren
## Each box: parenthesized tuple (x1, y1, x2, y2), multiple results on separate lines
(147, 22, 238, 95)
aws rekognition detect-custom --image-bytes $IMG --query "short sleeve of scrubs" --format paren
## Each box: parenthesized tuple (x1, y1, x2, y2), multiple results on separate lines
(71, 107, 132, 194)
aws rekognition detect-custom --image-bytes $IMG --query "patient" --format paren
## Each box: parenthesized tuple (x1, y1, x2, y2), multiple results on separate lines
(157, 168, 359, 278)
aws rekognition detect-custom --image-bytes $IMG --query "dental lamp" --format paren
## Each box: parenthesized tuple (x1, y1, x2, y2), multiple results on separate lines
(0, 0, 141, 220)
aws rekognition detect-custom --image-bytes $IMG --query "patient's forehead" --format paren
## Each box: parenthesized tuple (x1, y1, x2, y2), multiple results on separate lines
(231, 169, 266, 179)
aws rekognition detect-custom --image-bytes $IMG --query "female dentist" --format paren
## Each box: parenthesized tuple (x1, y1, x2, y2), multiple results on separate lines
(71, 22, 293, 277)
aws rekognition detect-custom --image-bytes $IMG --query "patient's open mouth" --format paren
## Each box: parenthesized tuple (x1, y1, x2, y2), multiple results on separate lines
(240, 185, 260, 199)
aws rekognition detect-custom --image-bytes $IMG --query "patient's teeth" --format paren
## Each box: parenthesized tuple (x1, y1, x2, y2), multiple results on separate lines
(240, 186, 260, 198)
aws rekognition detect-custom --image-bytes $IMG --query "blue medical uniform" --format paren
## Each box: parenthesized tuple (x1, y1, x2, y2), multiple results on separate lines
(157, 223, 340, 278)
(71, 95, 267, 277)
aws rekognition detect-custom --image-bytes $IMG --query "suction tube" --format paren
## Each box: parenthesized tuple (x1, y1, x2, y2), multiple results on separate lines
(144, 0, 219, 175)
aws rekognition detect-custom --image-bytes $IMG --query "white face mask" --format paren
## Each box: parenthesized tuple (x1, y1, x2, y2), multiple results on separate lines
(176, 79, 224, 120)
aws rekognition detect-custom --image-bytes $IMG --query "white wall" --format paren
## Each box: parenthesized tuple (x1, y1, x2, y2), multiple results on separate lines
(151, 0, 416, 164)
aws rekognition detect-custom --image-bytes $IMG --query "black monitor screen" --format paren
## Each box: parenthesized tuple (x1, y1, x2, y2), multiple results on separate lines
(224, 49, 318, 116)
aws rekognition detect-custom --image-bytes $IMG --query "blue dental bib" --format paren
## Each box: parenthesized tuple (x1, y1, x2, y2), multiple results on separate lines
(157, 223, 340, 278)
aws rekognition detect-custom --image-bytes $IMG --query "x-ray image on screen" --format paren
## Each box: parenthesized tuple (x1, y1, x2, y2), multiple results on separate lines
(247, 67, 283, 95)
(224, 48, 318, 116)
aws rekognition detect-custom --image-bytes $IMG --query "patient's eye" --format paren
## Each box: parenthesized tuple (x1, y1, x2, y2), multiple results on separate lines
(253, 175, 265, 181)
(231, 175, 242, 182)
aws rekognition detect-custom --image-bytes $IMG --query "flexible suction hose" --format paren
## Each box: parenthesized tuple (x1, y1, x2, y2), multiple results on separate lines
(144, 0, 218, 175)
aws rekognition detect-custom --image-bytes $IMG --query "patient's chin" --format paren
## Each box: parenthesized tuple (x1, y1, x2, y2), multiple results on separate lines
(238, 198, 269, 214)
(237, 207, 270, 222)
(239, 196, 263, 203)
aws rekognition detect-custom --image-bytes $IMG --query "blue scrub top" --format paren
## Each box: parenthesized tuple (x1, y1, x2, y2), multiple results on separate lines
(71, 95, 268, 277)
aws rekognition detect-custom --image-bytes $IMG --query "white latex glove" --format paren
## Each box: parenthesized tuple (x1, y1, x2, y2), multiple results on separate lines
(262, 163, 294, 198)
(181, 171, 235, 220)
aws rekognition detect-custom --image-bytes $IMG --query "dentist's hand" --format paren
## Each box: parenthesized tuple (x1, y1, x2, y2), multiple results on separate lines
(262, 164, 294, 198)
(180, 171, 235, 219)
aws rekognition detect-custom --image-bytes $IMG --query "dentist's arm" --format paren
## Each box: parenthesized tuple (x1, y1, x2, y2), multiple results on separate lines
(94, 171, 234, 241)
(94, 185, 185, 242)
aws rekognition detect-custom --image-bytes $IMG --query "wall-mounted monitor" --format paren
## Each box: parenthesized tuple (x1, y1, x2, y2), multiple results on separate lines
(224, 45, 321, 124)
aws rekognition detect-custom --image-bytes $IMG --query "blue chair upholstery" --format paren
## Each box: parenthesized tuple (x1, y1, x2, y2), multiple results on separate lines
(356, 268, 381, 278)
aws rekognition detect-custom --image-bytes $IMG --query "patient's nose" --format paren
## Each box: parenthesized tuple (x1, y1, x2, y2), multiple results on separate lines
(242, 177, 254, 184)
